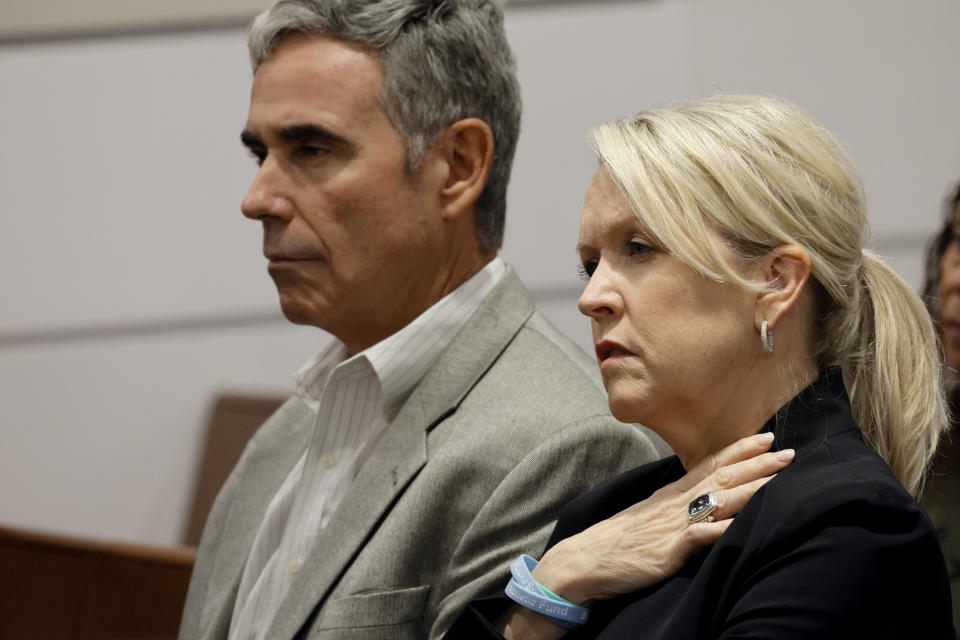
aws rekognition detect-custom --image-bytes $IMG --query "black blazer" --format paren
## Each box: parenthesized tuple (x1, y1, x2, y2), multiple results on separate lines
(446, 370, 954, 639)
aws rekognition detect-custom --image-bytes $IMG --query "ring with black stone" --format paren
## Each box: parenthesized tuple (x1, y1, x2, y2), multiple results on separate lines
(687, 492, 718, 524)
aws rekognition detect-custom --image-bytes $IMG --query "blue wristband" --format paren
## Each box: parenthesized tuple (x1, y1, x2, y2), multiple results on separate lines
(503, 554, 590, 628)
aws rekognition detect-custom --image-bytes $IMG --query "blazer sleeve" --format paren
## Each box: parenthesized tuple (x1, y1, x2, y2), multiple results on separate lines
(432, 415, 659, 640)
(179, 398, 310, 640)
(718, 484, 954, 639)
(178, 454, 244, 639)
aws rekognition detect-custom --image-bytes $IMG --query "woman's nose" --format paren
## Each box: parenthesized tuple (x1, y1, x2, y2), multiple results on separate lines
(578, 261, 621, 320)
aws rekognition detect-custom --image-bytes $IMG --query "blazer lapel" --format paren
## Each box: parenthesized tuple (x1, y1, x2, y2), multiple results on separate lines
(413, 266, 535, 425)
(261, 396, 429, 640)
(199, 399, 314, 640)
(262, 266, 535, 639)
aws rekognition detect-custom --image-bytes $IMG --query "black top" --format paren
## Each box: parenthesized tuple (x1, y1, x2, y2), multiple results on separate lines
(445, 370, 954, 639)
(919, 384, 960, 633)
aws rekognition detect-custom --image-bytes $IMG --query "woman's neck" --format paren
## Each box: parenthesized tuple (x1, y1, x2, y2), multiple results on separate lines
(666, 357, 819, 471)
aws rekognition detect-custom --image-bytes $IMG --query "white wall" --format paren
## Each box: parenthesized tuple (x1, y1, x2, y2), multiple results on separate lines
(2, 0, 958, 547)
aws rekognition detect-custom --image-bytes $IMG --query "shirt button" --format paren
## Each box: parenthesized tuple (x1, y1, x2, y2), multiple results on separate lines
(322, 453, 337, 469)
(288, 557, 303, 574)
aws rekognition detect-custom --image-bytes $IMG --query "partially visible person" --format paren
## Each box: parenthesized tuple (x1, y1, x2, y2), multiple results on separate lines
(924, 181, 960, 366)
(921, 180, 960, 633)
(445, 95, 953, 639)
(178, 2, 668, 639)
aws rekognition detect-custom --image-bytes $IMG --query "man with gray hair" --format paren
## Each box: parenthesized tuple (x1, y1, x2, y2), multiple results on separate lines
(179, 1, 659, 638)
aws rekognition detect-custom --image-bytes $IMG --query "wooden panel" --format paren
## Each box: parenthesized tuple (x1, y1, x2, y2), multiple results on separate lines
(0, 527, 195, 639)
(181, 393, 286, 546)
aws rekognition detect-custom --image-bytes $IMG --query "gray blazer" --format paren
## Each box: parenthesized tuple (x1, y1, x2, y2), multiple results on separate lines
(179, 267, 662, 640)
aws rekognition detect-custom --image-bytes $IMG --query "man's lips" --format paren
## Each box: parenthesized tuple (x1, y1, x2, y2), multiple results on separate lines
(595, 340, 635, 363)
(264, 252, 323, 262)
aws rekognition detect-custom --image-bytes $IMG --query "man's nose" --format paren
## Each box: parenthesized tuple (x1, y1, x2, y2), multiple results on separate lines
(241, 159, 293, 222)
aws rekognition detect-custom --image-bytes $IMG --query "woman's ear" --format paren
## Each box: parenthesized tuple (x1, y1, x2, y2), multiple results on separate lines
(754, 244, 812, 330)
(435, 118, 494, 220)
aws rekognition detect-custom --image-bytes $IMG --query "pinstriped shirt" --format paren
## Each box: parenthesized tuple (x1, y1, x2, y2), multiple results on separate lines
(228, 257, 506, 640)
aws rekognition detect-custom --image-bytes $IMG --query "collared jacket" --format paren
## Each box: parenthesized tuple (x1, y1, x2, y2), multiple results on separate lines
(448, 369, 954, 639)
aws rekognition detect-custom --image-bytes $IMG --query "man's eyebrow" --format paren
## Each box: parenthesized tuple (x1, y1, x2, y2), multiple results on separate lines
(240, 129, 263, 150)
(278, 123, 346, 146)
(240, 124, 351, 151)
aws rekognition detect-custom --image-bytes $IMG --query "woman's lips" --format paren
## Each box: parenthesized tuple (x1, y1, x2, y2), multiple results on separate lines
(595, 340, 635, 364)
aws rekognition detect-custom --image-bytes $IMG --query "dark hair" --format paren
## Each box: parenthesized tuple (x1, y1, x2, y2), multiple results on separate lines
(922, 182, 960, 317)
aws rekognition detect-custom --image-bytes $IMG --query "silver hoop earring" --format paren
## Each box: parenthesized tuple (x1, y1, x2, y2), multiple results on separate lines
(760, 320, 774, 354)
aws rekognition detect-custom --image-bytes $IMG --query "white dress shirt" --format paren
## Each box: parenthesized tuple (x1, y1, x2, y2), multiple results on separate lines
(228, 258, 505, 640)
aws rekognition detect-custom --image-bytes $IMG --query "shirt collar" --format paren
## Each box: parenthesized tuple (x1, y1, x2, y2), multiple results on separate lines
(366, 256, 505, 412)
(294, 257, 506, 414)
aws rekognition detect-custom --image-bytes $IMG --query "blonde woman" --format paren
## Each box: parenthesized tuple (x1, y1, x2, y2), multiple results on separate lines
(445, 96, 953, 639)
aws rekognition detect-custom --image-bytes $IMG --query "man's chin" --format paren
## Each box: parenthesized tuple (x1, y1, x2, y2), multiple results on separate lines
(277, 298, 327, 328)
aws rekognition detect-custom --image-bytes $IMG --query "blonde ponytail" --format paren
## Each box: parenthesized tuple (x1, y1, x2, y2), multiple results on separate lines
(842, 251, 947, 496)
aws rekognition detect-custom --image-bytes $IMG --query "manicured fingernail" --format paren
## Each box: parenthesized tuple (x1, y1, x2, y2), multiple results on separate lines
(756, 432, 774, 443)
(777, 449, 795, 461)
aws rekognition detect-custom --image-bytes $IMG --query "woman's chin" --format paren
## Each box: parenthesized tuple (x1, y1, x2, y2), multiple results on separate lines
(607, 397, 650, 426)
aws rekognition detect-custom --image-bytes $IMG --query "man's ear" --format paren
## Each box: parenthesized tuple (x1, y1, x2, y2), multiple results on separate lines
(754, 244, 812, 330)
(436, 118, 494, 220)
